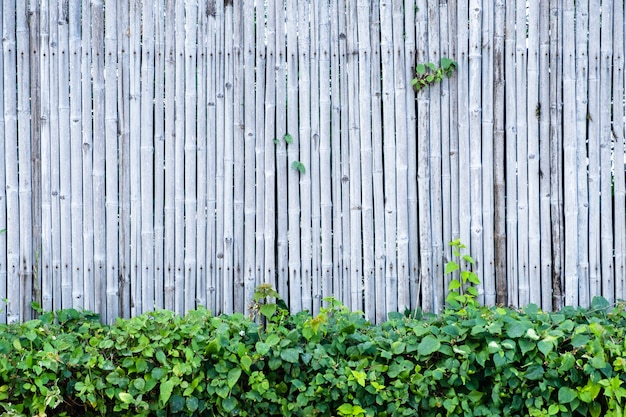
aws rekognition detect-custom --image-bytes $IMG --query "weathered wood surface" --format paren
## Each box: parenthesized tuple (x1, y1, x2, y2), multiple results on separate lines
(0, 0, 625, 324)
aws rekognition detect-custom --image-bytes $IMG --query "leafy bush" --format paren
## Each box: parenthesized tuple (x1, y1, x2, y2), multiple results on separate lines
(2, 294, 626, 416)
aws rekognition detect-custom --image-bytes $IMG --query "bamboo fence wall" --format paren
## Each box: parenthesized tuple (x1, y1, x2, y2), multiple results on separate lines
(0, 0, 625, 324)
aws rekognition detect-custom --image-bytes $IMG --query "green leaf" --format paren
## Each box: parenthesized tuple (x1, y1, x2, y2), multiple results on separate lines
(417, 335, 441, 356)
(284, 133, 293, 144)
(223, 397, 237, 413)
(558, 386, 577, 403)
(227, 367, 242, 389)
(280, 348, 300, 364)
(151, 367, 166, 381)
(170, 395, 185, 413)
(525, 365, 544, 380)
(591, 296, 610, 311)
(291, 160, 306, 174)
(445, 262, 459, 274)
(416, 64, 426, 74)
(265, 333, 280, 346)
(118, 392, 133, 404)
(538, 339, 553, 356)
(525, 328, 540, 340)
(159, 379, 175, 406)
(256, 341, 270, 356)
(260, 303, 276, 319)
(240, 355, 252, 373)
(448, 279, 461, 290)
(571, 334, 590, 348)
(186, 396, 199, 412)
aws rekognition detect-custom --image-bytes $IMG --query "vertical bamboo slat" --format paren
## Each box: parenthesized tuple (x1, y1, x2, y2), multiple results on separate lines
(0, 0, 6, 324)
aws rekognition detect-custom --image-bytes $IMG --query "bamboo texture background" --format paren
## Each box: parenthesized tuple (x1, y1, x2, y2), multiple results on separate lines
(0, 0, 624, 324)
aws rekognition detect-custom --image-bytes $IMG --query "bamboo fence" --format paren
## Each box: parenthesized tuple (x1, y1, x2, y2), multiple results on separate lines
(0, 0, 625, 324)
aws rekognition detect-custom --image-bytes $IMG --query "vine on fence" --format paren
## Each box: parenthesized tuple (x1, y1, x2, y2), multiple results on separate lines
(411, 57, 457, 91)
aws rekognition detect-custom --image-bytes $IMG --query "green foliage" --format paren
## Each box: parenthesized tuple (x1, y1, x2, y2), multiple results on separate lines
(411, 57, 457, 91)
(5, 280, 626, 416)
(445, 238, 481, 310)
(291, 160, 306, 174)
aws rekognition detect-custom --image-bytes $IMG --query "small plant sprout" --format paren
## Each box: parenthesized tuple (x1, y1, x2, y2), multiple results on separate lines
(411, 57, 458, 91)
(445, 238, 480, 310)
(291, 160, 306, 174)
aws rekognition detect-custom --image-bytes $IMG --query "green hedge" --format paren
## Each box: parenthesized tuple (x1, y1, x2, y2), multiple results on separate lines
(1, 296, 626, 416)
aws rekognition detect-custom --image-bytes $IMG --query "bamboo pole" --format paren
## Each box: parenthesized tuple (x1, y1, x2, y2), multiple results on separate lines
(425, 0, 441, 312)
(380, 0, 397, 315)
(319, 0, 333, 308)
(481, 0, 496, 306)
(222, 0, 234, 314)
(154, 0, 166, 310)
(357, 0, 374, 320)
(128, 0, 141, 315)
(0, 0, 6, 324)
(91, 0, 106, 318)
(599, 0, 615, 301)
(286, 0, 302, 312)
(3, 0, 19, 324)
(574, 0, 589, 307)
(140, 0, 156, 314)
(549, 0, 564, 310)
(164, 0, 176, 312)
(184, 0, 198, 313)
(117, 0, 131, 318)
(299, 0, 313, 313)
(613, 0, 626, 300)
(263, 0, 277, 296)
(493, 0, 506, 305)
(562, 0, 578, 306)
(539, 0, 553, 310)
(370, 2, 386, 323)
(233, 0, 245, 313)
(174, 0, 186, 315)
(275, 0, 289, 302)
(587, 0, 602, 300)
(504, 0, 519, 306)
(39, 0, 53, 313)
(214, 0, 225, 314)
(17, 0, 34, 322)
(196, 0, 207, 310)
(527, 0, 541, 306)
(346, 0, 362, 312)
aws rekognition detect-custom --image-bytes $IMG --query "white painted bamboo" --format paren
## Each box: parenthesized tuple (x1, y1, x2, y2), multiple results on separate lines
(222, 0, 235, 314)
(233, 0, 245, 313)
(196, 0, 207, 310)
(457, 0, 471, 275)
(562, 0, 578, 306)
(425, 0, 441, 311)
(481, 0, 496, 306)
(91, 0, 106, 318)
(163, 0, 176, 312)
(357, 0, 373, 320)
(549, 0, 564, 310)
(338, 0, 350, 307)
(286, 0, 302, 312)
(39, 0, 53, 313)
(263, 0, 277, 296)
(57, 0, 71, 314)
(184, 0, 198, 314)
(117, 0, 131, 318)
(128, 0, 141, 315)
(153, 0, 166, 310)
(539, 0, 552, 310)
(613, 1, 626, 300)
(493, 0, 506, 305)
(17, 0, 34, 321)
(415, 0, 431, 313)
(309, 0, 321, 315)
(213, 0, 225, 314)
(505, 0, 519, 306)
(140, 0, 156, 314)
(575, 0, 589, 307)
(369, 2, 386, 323)
(380, 0, 397, 315)
(319, 0, 333, 308)
(299, 0, 313, 313)
(28, 0, 41, 322)
(3, 0, 19, 324)
(174, 0, 186, 315)
(330, 0, 343, 302)
(587, 0, 602, 300)
(527, 0, 541, 306)
(514, 0, 529, 307)
(345, 0, 361, 312)
(448, 0, 460, 259)
(275, 0, 289, 302)
(243, 0, 257, 309)
(253, 0, 266, 310)
(439, 0, 453, 308)
(0, 0, 6, 324)
(206, 0, 218, 312)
